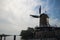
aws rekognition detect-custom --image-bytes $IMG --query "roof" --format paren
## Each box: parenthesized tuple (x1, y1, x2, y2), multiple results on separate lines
(40, 13, 49, 18)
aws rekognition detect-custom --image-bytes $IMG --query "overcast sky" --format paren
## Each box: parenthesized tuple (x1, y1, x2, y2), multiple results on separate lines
(0, 0, 60, 35)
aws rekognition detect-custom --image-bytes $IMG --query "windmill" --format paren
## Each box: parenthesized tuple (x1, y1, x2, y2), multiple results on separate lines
(30, 5, 50, 27)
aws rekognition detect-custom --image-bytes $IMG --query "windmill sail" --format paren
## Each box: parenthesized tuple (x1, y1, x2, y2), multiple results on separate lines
(39, 6, 41, 14)
(30, 6, 41, 18)
(30, 15, 39, 18)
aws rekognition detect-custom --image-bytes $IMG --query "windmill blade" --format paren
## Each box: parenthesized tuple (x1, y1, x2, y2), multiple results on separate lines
(30, 15, 39, 18)
(39, 6, 41, 14)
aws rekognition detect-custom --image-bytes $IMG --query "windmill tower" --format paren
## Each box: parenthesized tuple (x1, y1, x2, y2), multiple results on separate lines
(30, 6, 50, 27)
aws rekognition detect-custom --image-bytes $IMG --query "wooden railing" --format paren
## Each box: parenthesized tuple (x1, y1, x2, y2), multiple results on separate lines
(0, 34, 20, 40)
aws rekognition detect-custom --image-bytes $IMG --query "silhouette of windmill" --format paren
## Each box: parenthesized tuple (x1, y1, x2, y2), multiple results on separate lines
(30, 5, 50, 27)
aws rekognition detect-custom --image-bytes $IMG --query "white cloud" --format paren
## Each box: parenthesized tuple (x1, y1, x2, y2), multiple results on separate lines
(0, 0, 42, 34)
(0, 0, 60, 35)
(0, 0, 60, 40)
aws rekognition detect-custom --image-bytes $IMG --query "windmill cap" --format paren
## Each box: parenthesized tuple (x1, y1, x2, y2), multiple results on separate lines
(40, 13, 49, 18)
